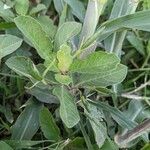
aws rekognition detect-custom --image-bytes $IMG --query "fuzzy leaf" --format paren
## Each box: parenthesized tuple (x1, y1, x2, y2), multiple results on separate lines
(53, 86, 80, 128)
(57, 45, 73, 73)
(14, 16, 53, 60)
(0, 34, 22, 59)
(6, 56, 42, 80)
(70, 51, 120, 74)
(76, 64, 127, 87)
(15, 0, 29, 15)
(55, 74, 72, 85)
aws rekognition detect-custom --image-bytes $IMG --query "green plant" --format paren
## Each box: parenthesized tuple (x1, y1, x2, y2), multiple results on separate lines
(0, 0, 150, 149)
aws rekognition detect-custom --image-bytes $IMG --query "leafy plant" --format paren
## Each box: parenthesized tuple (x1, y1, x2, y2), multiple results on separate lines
(0, 0, 150, 149)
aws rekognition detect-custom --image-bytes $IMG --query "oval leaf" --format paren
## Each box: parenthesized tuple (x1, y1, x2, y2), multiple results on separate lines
(0, 34, 22, 59)
(15, 0, 29, 15)
(14, 16, 52, 60)
(70, 51, 120, 74)
(53, 86, 80, 128)
(76, 64, 127, 87)
(6, 56, 42, 80)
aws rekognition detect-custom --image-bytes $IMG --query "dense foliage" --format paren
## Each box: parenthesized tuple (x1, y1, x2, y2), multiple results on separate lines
(0, 0, 150, 149)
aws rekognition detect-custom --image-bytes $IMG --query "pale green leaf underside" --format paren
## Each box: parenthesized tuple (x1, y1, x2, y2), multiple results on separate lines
(14, 16, 52, 60)
(0, 34, 22, 59)
(70, 51, 120, 74)
(53, 86, 80, 128)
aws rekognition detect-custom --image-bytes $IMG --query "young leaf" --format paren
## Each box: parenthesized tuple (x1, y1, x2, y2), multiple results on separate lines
(70, 51, 120, 74)
(15, 0, 29, 15)
(55, 74, 72, 85)
(0, 34, 22, 59)
(57, 45, 73, 73)
(11, 100, 42, 140)
(6, 56, 42, 80)
(14, 16, 53, 60)
(54, 22, 82, 50)
(53, 86, 80, 128)
(39, 107, 61, 141)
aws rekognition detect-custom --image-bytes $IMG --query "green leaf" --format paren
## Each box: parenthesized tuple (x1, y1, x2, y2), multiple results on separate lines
(127, 34, 145, 56)
(53, 86, 80, 128)
(64, 0, 85, 22)
(14, 16, 53, 60)
(141, 144, 150, 150)
(39, 107, 61, 141)
(85, 10, 150, 48)
(102, 10, 150, 33)
(11, 100, 42, 140)
(64, 137, 86, 150)
(0, 34, 22, 59)
(0, 141, 13, 150)
(15, 0, 29, 15)
(88, 99, 139, 130)
(76, 64, 127, 87)
(84, 102, 107, 148)
(54, 22, 82, 50)
(27, 86, 58, 104)
(37, 16, 57, 39)
(57, 45, 73, 73)
(6, 56, 42, 80)
(55, 74, 72, 85)
(101, 139, 118, 150)
(79, 0, 107, 44)
(53, 0, 64, 15)
(29, 4, 47, 15)
(104, 0, 139, 53)
(70, 51, 120, 74)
